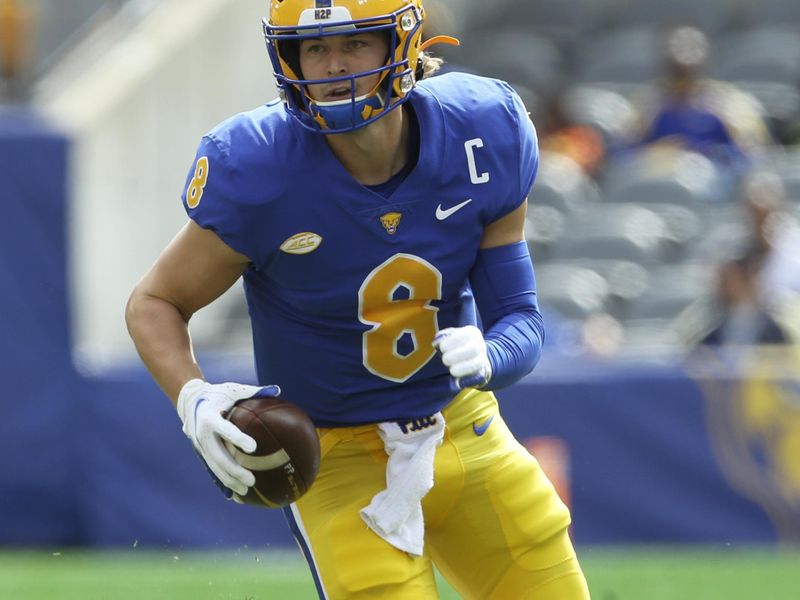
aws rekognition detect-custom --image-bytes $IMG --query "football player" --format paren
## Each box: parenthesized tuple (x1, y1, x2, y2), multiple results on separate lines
(125, 0, 590, 598)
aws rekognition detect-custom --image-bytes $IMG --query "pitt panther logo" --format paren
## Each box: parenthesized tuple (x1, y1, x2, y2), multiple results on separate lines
(380, 212, 402, 235)
(398, 415, 438, 434)
(280, 232, 323, 255)
(695, 348, 800, 540)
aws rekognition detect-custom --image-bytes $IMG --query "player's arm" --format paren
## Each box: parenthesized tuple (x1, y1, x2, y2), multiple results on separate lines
(479, 196, 527, 249)
(126, 220, 280, 498)
(434, 199, 545, 390)
(125, 219, 249, 404)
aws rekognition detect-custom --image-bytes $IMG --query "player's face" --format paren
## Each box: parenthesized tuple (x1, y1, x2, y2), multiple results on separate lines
(299, 32, 389, 102)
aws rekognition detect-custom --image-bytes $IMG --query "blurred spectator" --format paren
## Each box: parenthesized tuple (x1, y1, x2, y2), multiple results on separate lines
(739, 171, 800, 341)
(539, 93, 607, 177)
(740, 171, 800, 307)
(629, 26, 770, 169)
(0, 0, 35, 102)
(684, 170, 800, 347)
(699, 256, 790, 346)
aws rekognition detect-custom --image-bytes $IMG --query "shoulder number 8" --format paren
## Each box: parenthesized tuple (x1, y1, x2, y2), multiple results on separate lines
(186, 156, 209, 208)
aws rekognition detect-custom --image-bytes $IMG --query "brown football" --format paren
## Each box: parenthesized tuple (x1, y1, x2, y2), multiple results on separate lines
(224, 396, 320, 508)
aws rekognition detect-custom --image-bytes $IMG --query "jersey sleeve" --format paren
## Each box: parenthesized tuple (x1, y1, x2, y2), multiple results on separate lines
(484, 80, 539, 223)
(181, 135, 260, 264)
(513, 87, 539, 204)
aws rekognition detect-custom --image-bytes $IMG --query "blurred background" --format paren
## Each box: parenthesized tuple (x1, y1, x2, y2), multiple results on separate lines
(2, 0, 800, 596)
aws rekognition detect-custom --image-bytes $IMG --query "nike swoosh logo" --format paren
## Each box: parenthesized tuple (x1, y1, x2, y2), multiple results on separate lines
(472, 415, 494, 436)
(436, 198, 472, 220)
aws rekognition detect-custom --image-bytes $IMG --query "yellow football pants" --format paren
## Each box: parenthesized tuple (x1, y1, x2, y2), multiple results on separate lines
(285, 388, 591, 599)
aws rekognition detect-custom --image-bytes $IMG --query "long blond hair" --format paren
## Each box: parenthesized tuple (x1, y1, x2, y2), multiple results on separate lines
(420, 52, 444, 79)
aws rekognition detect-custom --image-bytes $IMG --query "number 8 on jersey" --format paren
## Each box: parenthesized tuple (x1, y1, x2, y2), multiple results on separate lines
(358, 254, 442, 382)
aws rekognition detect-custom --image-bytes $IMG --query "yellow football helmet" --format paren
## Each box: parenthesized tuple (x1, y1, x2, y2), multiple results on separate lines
(263, 0, 428, 133)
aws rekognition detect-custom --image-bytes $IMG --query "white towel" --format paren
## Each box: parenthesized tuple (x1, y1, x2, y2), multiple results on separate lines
(360, 412, 445, 556)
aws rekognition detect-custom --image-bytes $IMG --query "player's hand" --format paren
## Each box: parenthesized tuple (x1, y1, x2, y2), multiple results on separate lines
(176, 379, 281, 496)
(433, 325, 492, 390)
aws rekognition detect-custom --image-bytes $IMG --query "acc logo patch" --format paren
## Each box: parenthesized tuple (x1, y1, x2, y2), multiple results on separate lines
(280, 232, 323, 255)
(380, 212, 402, 235)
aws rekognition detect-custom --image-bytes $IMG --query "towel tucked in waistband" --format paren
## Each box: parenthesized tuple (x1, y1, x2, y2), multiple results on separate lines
(360, 413, 445, 556)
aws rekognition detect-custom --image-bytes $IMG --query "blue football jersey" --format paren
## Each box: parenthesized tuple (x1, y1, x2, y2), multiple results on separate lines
(182, 72, 539, 426)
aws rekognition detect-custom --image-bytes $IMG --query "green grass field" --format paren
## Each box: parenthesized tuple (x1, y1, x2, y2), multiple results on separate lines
(1, 546, 798, 599)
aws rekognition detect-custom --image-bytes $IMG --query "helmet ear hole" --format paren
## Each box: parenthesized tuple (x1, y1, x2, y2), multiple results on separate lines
(415, 57, 424, 81)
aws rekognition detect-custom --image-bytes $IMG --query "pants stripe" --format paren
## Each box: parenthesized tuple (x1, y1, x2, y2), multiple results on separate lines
(282, 504, 328, 599)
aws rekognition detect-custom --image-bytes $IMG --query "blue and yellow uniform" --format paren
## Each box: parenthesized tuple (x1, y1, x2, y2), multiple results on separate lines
(184, 73, 534, 426)
(182, 72, 587, 599)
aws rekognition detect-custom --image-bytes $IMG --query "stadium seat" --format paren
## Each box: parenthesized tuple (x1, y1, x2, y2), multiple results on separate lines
(462, 0, 618, 49)
(525, 205, 567, 260)
(621, 262, 711, 322)
(618, 317, 685, 358)
(573, 27, 661, 91)
(688, 206, 749, 264)
(535, 258, 650, 320)
(610, 0, 740, 35)
(535, 263, 611, 320)
(549, 203, 671, 265)
(550, 234, 664, 266)
(460, 30, 566, 97)
(643, 202, 705, 261)
(648, 261, 711, 294)
(778, 171, 800, 205)
(561, 84, 638, 146)
(531, 152, 600, 214)
(712, 28, 800, 86)
(622, 290, 701, 322)
(601, 150, 725, 208)
(741, 0, 800, 27)
(755, 147, 800, 203)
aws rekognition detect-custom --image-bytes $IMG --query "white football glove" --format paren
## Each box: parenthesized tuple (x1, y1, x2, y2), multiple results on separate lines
(433, 325, 492, 390)
(176, 379, 281, 496)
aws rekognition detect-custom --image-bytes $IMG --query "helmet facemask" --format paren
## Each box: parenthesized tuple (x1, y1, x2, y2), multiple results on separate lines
(264, 2, 424, 134)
